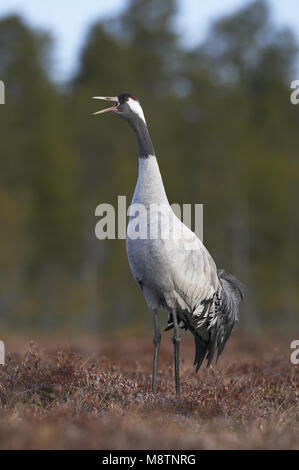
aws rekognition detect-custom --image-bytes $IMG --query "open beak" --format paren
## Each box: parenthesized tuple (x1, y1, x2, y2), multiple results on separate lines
(92, 96, 119, 115)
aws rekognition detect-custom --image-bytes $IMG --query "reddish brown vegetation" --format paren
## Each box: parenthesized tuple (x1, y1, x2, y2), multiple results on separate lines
(0, 334, 298, 449)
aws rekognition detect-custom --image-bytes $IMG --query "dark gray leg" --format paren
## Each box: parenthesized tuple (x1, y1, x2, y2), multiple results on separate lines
(152, 308, 161, 394)
(171, 308, 181, 395)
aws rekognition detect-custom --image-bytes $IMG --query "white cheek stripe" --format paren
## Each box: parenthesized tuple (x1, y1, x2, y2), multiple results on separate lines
(127, 98, 146, 124)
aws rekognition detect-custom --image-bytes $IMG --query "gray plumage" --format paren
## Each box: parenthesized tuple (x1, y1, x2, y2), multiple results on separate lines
(126, 155, 244, 375)
(93, 93, 244, 394)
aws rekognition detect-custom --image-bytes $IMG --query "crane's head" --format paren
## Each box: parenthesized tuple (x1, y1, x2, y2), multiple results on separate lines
(92, 93, 146, 125)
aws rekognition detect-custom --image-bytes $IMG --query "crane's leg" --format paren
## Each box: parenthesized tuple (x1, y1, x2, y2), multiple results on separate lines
(152, 308, 161, 394)
(172, 308, 181, 395)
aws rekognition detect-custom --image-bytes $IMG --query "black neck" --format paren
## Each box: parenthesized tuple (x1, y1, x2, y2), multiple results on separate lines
(129, 118, 155, 158)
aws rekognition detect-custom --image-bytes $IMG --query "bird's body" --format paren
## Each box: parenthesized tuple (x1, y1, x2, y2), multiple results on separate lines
(127, 154, 218, 317)
(93, 93, 244, 393)
(127, 153, 242, 371)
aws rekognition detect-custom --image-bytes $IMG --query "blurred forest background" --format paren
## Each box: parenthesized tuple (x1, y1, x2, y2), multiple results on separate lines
(0, 0, 298, 335)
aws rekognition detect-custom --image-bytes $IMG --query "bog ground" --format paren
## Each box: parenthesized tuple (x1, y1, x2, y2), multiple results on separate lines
(0, 333, 297, 449)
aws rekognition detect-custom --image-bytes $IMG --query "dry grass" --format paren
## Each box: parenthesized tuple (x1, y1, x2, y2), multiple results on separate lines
(0, 333, 298, 449)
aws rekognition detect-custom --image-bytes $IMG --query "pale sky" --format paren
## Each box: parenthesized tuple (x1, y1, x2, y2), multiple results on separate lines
(0, 0, 298, 81)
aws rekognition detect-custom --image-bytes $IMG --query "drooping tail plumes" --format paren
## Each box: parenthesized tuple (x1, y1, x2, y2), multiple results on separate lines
(193, 269, 244, 371)
(206, 269, 244, 366)
(218, 269, 244, 305)
(194, 334, 208, 372)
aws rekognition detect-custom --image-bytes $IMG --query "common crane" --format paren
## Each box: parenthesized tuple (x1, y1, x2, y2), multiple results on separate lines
(93, 93, 244, 394)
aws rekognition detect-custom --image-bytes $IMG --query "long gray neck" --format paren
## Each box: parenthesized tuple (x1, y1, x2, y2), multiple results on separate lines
(128, 118, 155, 158)
(128, 115, 169, 205)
